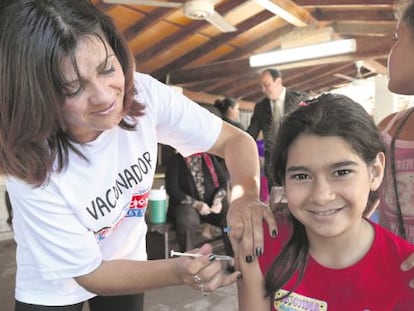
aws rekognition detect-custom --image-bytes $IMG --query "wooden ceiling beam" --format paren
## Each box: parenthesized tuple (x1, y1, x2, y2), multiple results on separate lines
(231, 82, 264, 101)
(219, 25, 294, 62)
(313, 8, 395, 21)
(284, 63, 351, 89)
(124, 8, 173, 41)
(215, 77, 259, 98)
(332, 21, 396, 36)
(294, 0, 394, 6)
(208, 76, 256, 94)
(286, 64, 343, 85)
(362, 59, 388, 75)
(134, 0, 242, 64)
(152, 10, 275, 80)
(267, 0, 318, 26)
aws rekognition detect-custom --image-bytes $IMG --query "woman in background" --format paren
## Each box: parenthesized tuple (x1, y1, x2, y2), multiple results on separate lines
(377, 0, 414, 244)
(214, 97, 244, 130)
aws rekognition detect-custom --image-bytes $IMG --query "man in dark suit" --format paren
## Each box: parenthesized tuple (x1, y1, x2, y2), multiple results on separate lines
(247, 68, 308, 188)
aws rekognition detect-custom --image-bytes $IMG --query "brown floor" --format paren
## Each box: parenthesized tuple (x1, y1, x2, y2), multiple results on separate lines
(0, 229, 238, 311)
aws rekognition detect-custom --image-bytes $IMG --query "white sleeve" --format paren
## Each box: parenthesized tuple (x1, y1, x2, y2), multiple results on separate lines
(7, 177, 102, 280)
(134, 73, 223, 156)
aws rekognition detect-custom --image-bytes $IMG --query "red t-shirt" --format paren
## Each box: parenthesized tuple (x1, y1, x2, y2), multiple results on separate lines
(259, 217, 414, 311)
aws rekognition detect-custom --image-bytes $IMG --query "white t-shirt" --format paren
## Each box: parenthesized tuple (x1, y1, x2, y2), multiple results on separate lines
(6, 72, 222, 306)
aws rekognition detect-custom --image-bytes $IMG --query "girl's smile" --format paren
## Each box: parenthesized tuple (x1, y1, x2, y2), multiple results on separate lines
(307, 206, 344, 218)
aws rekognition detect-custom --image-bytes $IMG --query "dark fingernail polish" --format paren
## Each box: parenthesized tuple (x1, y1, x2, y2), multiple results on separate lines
(245, 255, 253, 263)
(208, 254, 216, 262)
(255, 247, 263, 256)
(272, 230, 277, 237)
(237, 273, 243, 279)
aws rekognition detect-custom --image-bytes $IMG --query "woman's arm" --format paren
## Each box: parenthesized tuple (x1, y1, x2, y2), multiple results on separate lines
(76, 243, 240, 295)
(208, 122, 277, 260)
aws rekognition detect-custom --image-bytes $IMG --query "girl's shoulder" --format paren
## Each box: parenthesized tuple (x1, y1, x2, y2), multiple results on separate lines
(259, 213, 293, 272)
(372, 221, 414, 256)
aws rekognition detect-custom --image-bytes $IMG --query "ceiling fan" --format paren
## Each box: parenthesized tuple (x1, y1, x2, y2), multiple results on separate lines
(102, 0, 237, 32)
(334, 60, 373, 86)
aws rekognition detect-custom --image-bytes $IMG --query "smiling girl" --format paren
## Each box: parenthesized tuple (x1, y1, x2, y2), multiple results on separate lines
(237, 93, 414, 311)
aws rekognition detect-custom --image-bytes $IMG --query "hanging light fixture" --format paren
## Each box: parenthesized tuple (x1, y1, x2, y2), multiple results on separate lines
(249, 39, 357, 67)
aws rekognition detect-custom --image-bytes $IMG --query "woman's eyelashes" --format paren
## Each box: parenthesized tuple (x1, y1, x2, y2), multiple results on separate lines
(64, 64, 116, 98)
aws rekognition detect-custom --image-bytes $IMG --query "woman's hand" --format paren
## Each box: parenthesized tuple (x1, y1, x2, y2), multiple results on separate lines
(193, 201, 211, 216)
(210, 200, 223, 214)
(226, 195, 277, 263)
(401, 253, 414, 288)
(176, 244, 241, 295)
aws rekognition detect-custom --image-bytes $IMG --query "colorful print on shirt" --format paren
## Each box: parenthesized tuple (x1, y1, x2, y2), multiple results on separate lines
(274, 290, 327, 311)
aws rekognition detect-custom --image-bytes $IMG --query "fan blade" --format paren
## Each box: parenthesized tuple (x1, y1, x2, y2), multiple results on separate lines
(103, 0, 182, 8)
(333, 73, 355, 82)
(205, 11, 236, 32)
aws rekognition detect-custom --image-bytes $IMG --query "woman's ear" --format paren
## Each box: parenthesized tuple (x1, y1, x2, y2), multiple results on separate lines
(369, 152, 385, 191)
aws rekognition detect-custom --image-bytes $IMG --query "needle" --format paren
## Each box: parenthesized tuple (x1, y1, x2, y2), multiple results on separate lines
(170, 250, 233, 261)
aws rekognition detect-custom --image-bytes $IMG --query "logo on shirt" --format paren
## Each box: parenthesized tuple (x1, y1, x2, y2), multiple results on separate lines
(94, 189, 150, 241)
(274, 290, 327, 311)
(126, 191, 150, 218)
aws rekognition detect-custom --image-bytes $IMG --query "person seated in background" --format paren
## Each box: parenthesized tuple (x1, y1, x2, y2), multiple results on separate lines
(214, 97, 244, 130)
(165, 151, 233, 256)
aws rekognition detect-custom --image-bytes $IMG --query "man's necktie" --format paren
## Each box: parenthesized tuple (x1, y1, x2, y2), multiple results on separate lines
(272, 99, 281, 126)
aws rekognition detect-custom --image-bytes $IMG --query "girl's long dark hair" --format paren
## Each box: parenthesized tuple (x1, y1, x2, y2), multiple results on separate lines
(265, 93, 385, 298)
(0, 0, 144, 186)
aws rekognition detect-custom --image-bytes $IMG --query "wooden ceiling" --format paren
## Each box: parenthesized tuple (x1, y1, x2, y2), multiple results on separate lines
(94, 0, 396, 109)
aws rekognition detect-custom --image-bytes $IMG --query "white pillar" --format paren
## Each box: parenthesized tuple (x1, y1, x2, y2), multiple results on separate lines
(373, 74, 397, 123)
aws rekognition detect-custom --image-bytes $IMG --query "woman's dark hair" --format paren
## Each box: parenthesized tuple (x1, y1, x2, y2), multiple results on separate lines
(395, 0, 414, 34)
(0, 0, 144, 186)
(214, 97, 237, 117)
(265, 93, 386, 298)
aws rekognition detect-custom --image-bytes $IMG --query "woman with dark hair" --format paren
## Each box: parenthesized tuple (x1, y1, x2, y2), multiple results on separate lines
(0, 1, 277, 310)
(214, 97, 244, 130)
(237, 94, 414, 310)
(377, 0, 414, 243)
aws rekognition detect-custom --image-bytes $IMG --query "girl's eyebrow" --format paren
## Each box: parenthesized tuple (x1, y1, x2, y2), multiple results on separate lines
(286, 166, 309, 173)
(331, 161, 358, 169)
(286, 161, 358, 173)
